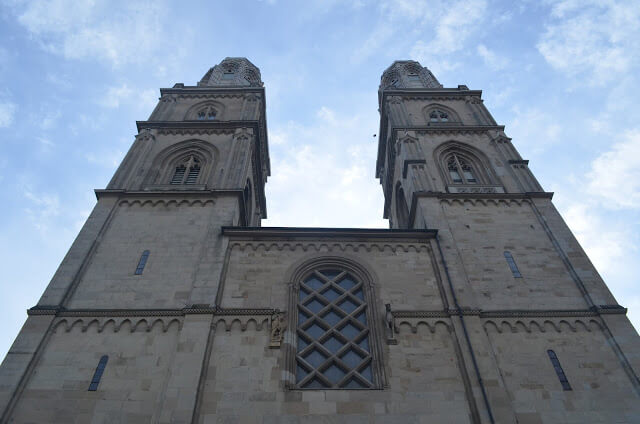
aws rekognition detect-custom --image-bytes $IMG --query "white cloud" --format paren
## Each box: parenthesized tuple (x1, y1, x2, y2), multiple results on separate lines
(264, 106, 387, 228)
(409, 0, 487, 74)
(508, 107, 562, 155)
(23, 188, 61, 232)
(477, 44, 509, 70)
(98, 84, 157, 111)
(0, 101, 16, 127)
(537, 0, 640, 84)
(7, 0, 169, 67)
(586, 129, 640, 209)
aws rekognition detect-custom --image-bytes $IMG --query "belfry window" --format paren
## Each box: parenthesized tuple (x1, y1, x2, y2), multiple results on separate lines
(429, 109, 449, 122)
(170, 155, 201, 185)
(196, 106, 217, 121)
(296, 269, 374, 389)
(447, 154, 477, 184)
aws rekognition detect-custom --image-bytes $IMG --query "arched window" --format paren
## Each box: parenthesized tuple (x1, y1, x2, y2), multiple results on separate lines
(296, 268, 375, 389)
(196, 106, 217, 120)
(429, 109, 449, 122)
(170, 155, 201, 185)
(446, 153, 477, 184)
(395, 184, 410, 229)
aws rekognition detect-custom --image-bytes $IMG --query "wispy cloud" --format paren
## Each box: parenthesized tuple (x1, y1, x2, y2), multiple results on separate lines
(477, 44, 509, 70)
(586, 129, 640, 209)
(7, 0, 170, 68)
(264, 106, 386, 228)
(537, 0, 640, 84)
(0, 101, 16, 128)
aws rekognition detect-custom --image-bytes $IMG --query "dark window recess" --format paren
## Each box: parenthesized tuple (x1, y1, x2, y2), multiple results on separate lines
(503, 251, 522, 278)
(171, 166, 186, 184)
(185, 166, 200, 184)
(88, 355, 108, 391)
(135, 250, 150, 275)
(547, 350, 572, 390)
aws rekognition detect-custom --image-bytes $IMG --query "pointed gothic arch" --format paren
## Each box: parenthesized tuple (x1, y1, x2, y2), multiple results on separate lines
(143, 139, 218, 187)
(434, 141, 499, 188)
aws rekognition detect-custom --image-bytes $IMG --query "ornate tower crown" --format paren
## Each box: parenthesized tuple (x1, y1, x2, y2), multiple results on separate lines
(198, 57, 263, 87)
(379, 60, 442, 90)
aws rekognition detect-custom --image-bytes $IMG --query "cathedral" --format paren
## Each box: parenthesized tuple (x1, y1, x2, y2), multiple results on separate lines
(1, 57, 639, 423)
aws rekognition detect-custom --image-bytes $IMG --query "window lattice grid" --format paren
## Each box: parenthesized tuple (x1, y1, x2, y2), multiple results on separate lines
(296, 269, 374, 389)
(170, 156, 201, 185)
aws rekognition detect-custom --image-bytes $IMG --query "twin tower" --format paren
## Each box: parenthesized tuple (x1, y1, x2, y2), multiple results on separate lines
(1, 58, 639, 423)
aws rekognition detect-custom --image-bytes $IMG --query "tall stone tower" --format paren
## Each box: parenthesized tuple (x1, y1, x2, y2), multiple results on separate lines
(377, 60, 640, 421)
(0, 58, 639, 424)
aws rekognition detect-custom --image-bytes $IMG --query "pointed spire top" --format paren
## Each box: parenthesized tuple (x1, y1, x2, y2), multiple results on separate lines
(199, 57, 263, 87)
(380, 60, 442, 90)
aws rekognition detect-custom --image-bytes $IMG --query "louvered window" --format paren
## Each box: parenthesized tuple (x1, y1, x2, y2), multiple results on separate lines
(547, 350, 572, 390)
(171, 165, 186, 184)
(88, 355, 108, 391)
(169, 156, 201, 185)
(185, 165, 200, 184)
(296, 269, 374, 389)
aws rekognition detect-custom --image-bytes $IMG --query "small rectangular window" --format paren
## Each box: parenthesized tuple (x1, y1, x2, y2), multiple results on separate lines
(547, 350, 572, 390)
(88, 355, 109, 391)
(135, 250, 150, 275)
(503, 251, 522, 278)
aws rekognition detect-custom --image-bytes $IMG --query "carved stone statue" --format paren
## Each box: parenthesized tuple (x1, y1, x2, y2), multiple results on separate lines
(269, 309, 286, 348)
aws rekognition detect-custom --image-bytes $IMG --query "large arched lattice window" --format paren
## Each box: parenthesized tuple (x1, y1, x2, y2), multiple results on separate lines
(170, 155, 201, 185)
(296, 268, 376, 389)
(446, 153, 477, 184)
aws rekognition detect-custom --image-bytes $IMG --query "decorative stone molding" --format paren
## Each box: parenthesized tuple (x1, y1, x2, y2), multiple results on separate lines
(52, 317, 183, 333)
(447, 185, 506, 194)
(118, 198, 215, 207)
(228, 241, 432, 253)
(483, 318, 603, 334)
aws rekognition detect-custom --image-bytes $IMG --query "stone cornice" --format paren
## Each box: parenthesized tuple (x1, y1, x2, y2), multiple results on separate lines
(135, 120, 261, 132)
(416, 191, 554, 200)
(391, 306, 627, 319)
(94, 188, 242, 200)
(221, 226, 438, 241)
(29, 306, 626, 318)
(28, 306, 278, 317)
(393, 125, 505, 135)
(159, 86, 264, 96)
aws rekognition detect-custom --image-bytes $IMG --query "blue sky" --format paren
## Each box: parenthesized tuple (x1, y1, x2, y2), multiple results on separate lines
(1, 0, 639, 360)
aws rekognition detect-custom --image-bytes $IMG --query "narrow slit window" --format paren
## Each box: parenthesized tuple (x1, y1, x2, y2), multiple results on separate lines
(503, 251, 522, 278)
(88, 355, 108, 391)
(135, 250, 150, 275)
(547, 350, 572, 390)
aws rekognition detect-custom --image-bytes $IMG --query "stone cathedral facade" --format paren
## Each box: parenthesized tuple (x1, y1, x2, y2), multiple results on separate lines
(1, 57, 639, 424)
